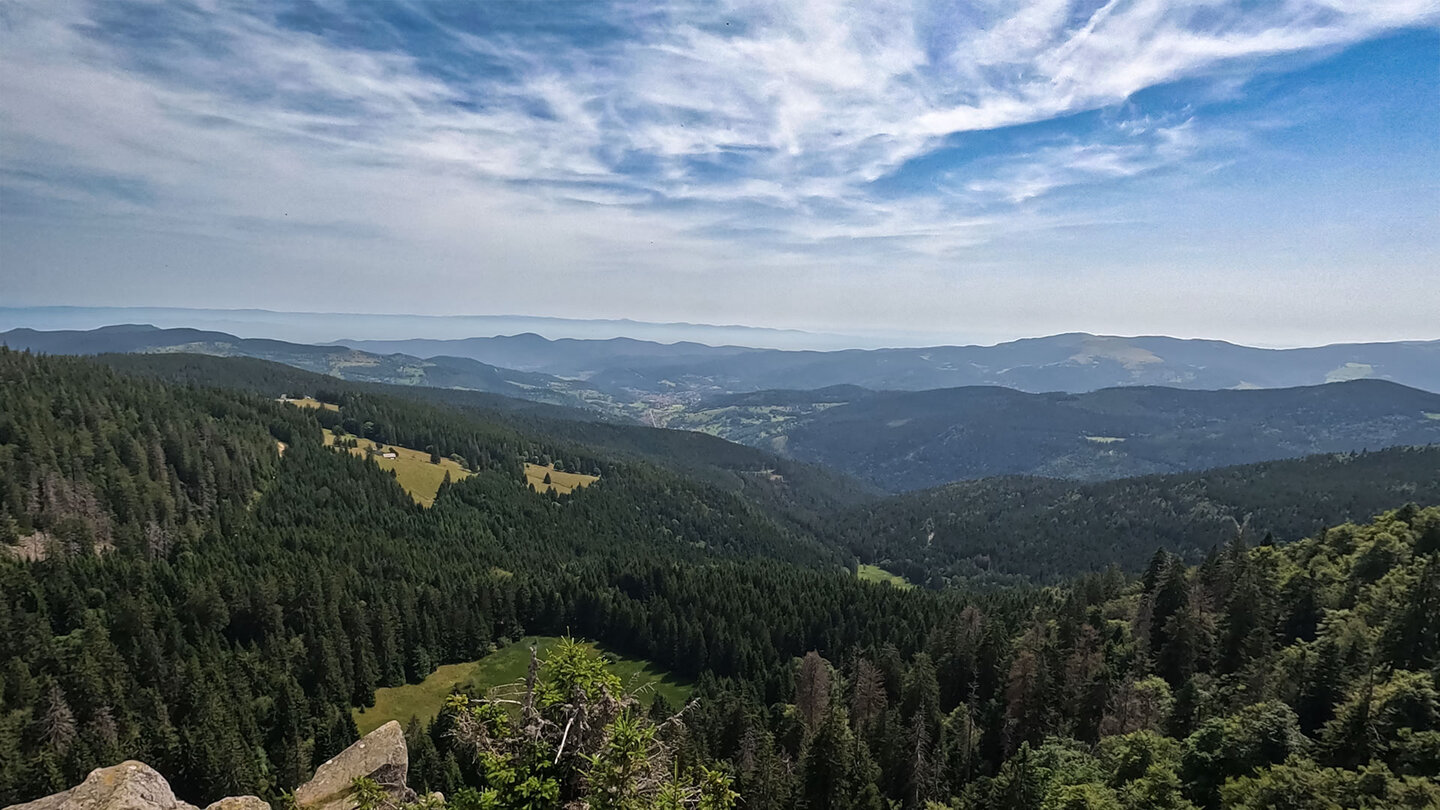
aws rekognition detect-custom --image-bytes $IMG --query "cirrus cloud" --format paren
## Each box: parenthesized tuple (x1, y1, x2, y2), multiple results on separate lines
(1, 0, 1436, 344)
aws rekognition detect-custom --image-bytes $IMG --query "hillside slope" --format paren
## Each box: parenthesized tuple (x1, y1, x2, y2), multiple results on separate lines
(96, 352, 878, 528)
(0, 324, 627, 414)
(678, 381, 1440, 489)
(827, 445, 1440, 584)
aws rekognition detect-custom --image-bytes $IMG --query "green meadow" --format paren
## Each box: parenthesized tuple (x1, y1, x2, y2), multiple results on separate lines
(857, 563, 915, 590)
(354, 636, 693, 734)
(323, 428, 472, 507)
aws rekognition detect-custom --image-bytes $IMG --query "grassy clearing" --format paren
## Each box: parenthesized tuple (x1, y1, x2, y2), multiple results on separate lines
(352, 636, 692, 734)
(279, 396, 339, 411)
(356, 660, 482, 735)
(857, 564, 915, 590)
(525, 463, 599, 495)
(1084, 436, 1127, 444)
(323, 428, 471, 506)
(1426, 413, 1440, 421)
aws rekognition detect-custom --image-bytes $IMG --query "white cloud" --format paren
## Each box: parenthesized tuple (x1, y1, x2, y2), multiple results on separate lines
(961, 119, 1205, 202)
(0, 0, 1435, 341)
(5, 0, 1431, 218)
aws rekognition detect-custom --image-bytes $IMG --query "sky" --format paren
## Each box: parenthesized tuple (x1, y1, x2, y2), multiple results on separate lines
(1, 0, 1437, 348)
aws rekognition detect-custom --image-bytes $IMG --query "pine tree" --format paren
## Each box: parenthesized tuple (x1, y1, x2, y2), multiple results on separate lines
(38, 683, 76, 756)
(851, 658, 887, 735)
(799, 709, 858, 810)
(795, 652, 832, 734)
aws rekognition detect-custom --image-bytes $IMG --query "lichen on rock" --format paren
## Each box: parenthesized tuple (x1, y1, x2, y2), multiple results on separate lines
(9, 722, 412, 810)
(7, 761, 201, 810)
(293, 721, 415, 810)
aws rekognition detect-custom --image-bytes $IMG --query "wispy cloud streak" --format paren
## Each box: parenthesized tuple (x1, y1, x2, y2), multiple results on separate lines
(0, 0, 1436, 341)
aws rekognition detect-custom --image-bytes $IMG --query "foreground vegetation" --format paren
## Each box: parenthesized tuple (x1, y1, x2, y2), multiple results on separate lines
(2, 349, 1437, 809)
(354, 635, 692, 735)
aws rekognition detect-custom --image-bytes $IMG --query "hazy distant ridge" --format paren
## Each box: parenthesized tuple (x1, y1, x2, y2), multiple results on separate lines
(6, 324, 1438, 495)
(338, 330, 1440, 395)
(0, 324, 610, 412)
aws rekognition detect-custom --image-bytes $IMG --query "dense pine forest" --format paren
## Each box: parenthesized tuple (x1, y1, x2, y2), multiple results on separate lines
(97, 352, 880, 534)
(828, 445, 1440, 585)
(3, 349, 1438, 808)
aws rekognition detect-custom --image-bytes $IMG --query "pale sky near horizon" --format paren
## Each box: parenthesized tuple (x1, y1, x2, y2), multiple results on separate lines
(1, 1, 1437, 347)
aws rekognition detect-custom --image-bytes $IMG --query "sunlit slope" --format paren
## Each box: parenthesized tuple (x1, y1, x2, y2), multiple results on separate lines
(323, 427, 471, 506)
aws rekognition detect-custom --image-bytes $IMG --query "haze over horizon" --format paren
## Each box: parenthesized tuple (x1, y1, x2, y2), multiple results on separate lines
(3, 1, 1438, 346)
(4, 304, 1440, 351)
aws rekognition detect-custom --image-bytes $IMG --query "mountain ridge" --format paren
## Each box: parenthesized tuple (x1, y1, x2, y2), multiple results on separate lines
(338, 329, 1440, 394)
(671, 379, 1440, 490)
(0, 324, 626, 413)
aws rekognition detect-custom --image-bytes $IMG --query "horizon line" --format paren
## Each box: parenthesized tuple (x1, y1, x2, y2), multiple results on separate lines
(2, 306, 1438, 353)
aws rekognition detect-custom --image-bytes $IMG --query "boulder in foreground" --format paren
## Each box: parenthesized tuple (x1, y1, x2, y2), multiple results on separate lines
(294, 720, 415, 810)
(7, 761, 203, 810)
(5, 722, 414, 810)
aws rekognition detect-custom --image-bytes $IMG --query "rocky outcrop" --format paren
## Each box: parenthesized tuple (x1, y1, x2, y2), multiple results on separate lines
(294, 721, 415, 810)
(7, 761, 201, 810)
(202, 799, 270, 810)
(9, 721, 413, 810)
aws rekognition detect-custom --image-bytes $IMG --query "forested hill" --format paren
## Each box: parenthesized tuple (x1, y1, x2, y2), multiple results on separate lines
(2, 349, 1439, 808)
(0, 348, 867, 799)
(95, 351, 878, 529)
(0, 324, 625, 414)
(827, 445, 1440, 585)
(671, 380, 1440, 490)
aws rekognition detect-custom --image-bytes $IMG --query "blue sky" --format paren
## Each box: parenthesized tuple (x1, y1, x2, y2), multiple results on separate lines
(1, 0, 1436, 346)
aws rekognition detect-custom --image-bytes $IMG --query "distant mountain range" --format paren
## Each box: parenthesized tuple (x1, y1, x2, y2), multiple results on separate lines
(0, 324, 626, 413)
(9, 321, 1438, 399)
(6, 324, 1439, 492)
(0, 306, 856, 349)
(339, 331, 1440, 395)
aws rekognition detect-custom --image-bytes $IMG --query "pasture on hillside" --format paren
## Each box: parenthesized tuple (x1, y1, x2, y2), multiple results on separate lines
(857, 563, 915, 589)
(322, 428, 471, 506)
(279, 396, 339, 411)
(353, 636, 693, 734)
(524, 463, 599, 495)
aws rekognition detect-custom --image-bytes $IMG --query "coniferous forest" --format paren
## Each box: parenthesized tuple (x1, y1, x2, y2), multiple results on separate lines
(3, 348, 1439, 809)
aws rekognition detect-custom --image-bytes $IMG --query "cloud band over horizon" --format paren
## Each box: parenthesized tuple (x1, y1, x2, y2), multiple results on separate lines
(1, 0, 1437, 345)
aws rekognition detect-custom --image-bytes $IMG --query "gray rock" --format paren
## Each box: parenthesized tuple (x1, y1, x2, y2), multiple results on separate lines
(294, 721, 415, 810)
(203, 798, 270, 810)
(6, 761, 200, 810)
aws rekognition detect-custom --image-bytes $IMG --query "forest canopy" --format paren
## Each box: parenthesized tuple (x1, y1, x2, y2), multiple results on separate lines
(1, 349, 1437, 808)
